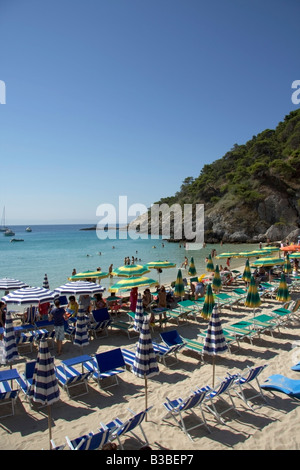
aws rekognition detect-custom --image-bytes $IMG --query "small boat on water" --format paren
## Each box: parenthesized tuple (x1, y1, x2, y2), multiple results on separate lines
(4, 228, 15, 236)
(10, 238, 24, 242)
(0, 206, 8, 232)
(25, 227, 32, 232)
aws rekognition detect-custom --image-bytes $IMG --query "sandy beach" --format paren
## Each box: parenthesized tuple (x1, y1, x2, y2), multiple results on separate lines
(1, 267, 300, 452)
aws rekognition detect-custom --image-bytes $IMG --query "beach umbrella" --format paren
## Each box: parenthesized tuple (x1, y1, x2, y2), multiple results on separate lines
(244, 276, 261, 313)
(146, 261, 176, 284)
(262, 246, 279, 253)
(280, 244, 300, 252)
(54, 281, 104, 296)
(188, 257, 197, 276)
(68, 270, 109, 281)
(206, 254, 214, 272)
(216, 252, 240, 259)
(212, 265, 221, 293)
(2, 287, 59, 305)
(202, 306, 228, 387)
(242, 259, 252, 285)
(276, 273, 291, 303)
(289, 253, 300, 259)
(29, 339, 60, 449)
(284, 254, 292, 275)
(73, 311, 90, 352)
(43, 274, 49, 289)
(0, 310, 19, 366)
(132, 316, 159, 420)
(201, 284, 215, 320)
(134, 294, 145, 333)
(250, 258, 284, 268)
(0, 278, 28, 291)
(174, 269, 185, 299)
(112, 264, 150, 277)
(109, 276, 158, 292)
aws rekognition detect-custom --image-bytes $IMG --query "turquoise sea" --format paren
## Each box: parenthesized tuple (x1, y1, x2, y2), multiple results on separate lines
(0, 224, 260, 293)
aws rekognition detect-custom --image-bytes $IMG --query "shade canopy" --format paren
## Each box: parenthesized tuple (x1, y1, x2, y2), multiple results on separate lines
(54, 281, 105, 296)
(109, 276, 158, 292)
(250, 257, 284, 267)
(146, 261, 176, 270)
(0, 278, 29, 291)
(112, 264, 150, 277)
(2, 286, 59, 305)
(69, 270, 109, 280)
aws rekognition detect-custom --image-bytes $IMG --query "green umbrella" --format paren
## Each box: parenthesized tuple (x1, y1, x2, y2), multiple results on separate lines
(201, 284, 215, 320)
(242, 259, 252, 284)
(216, 252, 240, 259)
(188, 257, 197, 276)
(109, 276, 158, 292)
(206, 254, 214, 272)
(174, 269, 185, 298)
(284, 254, 292, 275)
(244, 276, 261, 312)
(212, 265, 221, 293)
(69, 270, 109, 280)
(250, 257, 284, 267)
(146, 260, 176, 284)
(289, 253, 300, 258)
(276, 273, 291, 302)
(112, 264, 150, 277)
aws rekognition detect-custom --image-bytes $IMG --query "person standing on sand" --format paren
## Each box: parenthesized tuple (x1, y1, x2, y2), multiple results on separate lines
(50, 299, 66, 356)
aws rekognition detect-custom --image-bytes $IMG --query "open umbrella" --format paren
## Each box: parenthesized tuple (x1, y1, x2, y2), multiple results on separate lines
(29, 339, 60, 449)
(202, 306, 228, 387)
(43, 274, 49, 289)
(2, 287, 59, 305)
(109, 276, 158, 292)
(188, 257, 197, 277)
(69, 270, 109, 281)
(132, 316, 159, 420)
(280, 244, 300, 252)
(112, 264, 150, 277)
(201, 284, 215, 320)
(146, 261, 176, 284)
(242, 259, 252, 285)
(276, 273, 291, 303)
(54, 281, 104, 296)
(250, 258, 284, 268)
(174, 269, 185, 299)
(73, 311, 90, 352)
(134, 294, 145, 333)
(212, 265, 221, 293)
(206, 254, 214, 272)
(0, 278, 28, 291)
(244, 276, 261, 314)
(0, 310, 19, 367)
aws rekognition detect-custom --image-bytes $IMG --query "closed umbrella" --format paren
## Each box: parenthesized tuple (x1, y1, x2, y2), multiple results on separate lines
(188, 257, 197, 276)
(54, 281, 104, 296)
(29, 339, 60, 449)
(112, 264, 150, 277)
(244, 276, 261, 314)
(109, 276, 158, 292)
(73, 311, 90, 352)
(134, 294, 145, 333)
(0, 278, 28, 291)
(276, 273, 291, 303)
(202, 306, 228, 387)
(0, 310, 19, 367)
(212, 265, 221, 293)
(206, 254, 214, 272)
(43, 274, 49, 289)
(201, 284, 215, 320)
(242, 259, 252, 285)
(132, 316, 159, 420)
(174, 269, 185, 299)
(284, 254, 292, 275)
(2, 287, 59, 305)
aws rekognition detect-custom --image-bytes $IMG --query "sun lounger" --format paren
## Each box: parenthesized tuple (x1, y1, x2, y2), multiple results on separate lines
(16, 360, 36, 407)
(0, 381, 20, 418)
(83, 348, 126, 389)
(222, 322, 259, 345)
(261, 374, 300, 399)
(55, 364, 92, 398)
(160, 329, 204, 359)
(230, 364, 268, 409)
(110, 319, 139, 339)
(65, 428, 111, 450)
(152, 341, 184, 366)
(88, 308, 112, 339)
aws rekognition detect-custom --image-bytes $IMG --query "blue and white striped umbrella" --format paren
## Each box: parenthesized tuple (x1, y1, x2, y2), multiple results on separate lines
(133, 294, 144, 333)
(0, 310, 19, 365)
(43, 274, 49, 289)
(54, 281, 105, 296)
(73, 312, 89, 350)
(202, 306, 228, 387)
(29, 339, 60, 448)
(132, 316, 159, 416)
(0, 278, 28, 291)
(2, 287, 59, 305)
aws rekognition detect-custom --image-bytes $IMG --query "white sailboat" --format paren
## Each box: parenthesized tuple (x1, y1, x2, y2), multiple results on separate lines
(0, 206, 8, 232)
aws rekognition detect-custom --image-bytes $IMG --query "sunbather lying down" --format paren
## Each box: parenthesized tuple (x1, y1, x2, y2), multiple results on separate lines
(261, 374, 300, 399)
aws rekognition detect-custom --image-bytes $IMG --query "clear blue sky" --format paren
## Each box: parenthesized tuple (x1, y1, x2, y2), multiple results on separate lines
(0, 0, 299, 224)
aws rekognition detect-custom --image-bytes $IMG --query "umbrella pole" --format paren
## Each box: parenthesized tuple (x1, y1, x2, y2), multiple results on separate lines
(48, 405, 52, 449)
(145, 375, 148, 421)
(212, 356, 216, 388)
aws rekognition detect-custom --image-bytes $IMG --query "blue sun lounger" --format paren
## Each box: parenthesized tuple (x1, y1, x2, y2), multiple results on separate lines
(83, 348, 126, 389)
(261, 375, 300, 399)
(291, 362, 300, 371)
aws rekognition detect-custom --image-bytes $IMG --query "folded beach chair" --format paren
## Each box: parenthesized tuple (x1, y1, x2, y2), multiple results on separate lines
(230, 364, 268, 409)
(152, 341, 184, 366)
(195, 375, 240, 424)
(65, 428, 111, 450)
(55, 363, 92, 398)
(16, 360, 36, 407)
(99, 407, 152, 450)
(261, 374, 300, 400)
(83, 348, 126, 389)
(0, 380, 20, 418)
(160, 329, 204, 359)
(88, 308, 112, 339)
(162, 390, 210, 440)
